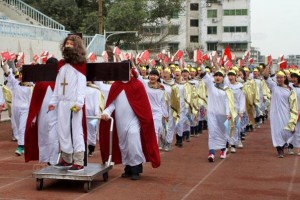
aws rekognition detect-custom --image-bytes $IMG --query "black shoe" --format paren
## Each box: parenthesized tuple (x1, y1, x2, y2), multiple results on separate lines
(88, 145, 95, 157)
(175, 134, 180, 146)
(249, 125, 254, 132)
(121, 165, 131, 178)
(131, 173, 140, 180)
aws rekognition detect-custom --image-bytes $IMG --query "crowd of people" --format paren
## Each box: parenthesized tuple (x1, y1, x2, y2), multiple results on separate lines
(1, 35, 300, 181)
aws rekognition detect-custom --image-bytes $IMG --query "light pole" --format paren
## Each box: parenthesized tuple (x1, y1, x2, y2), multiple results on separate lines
(104, 30, 138, 43)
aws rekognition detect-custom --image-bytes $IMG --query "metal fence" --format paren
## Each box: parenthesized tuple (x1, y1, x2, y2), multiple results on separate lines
(0, 19, 69, 42)
(1, 0, 65, 30)
(84, 34, 105, 56)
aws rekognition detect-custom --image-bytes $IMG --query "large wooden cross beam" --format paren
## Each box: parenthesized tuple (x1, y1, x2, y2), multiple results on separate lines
(21, 62, 130, 82)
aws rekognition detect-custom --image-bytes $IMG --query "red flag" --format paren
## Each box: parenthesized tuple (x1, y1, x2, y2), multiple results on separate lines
(1, 51, 11, 61)
(223, 46, 232, 61)
(40, 51, 49, 57)
(238, 59, 243, 67)
(87, 52, 96, 62)
(157, 53, 162, 61)
(163, 55, 169, 64)
(224, 60, 233, 69)
(173, 50, 184, 61)
(202, 54, 209, 61)
(278, 54, 284, 62)
(140, 50, 150, 64)
(18, 52, 25, 63)
(150, 59, 156, 67)
(193, 50, 202, 63)
(278, 60, 287, 70)
(33, 54, 39, 62)
(266, 54, 272, 65)
(10, 52, 16, 61)
(113, 46, 121, 56)
(248, 58, 254, 65)
(102, 51, 108, 62)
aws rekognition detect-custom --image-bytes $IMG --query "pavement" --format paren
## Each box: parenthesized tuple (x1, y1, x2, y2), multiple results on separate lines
(0, 120, 300, 200)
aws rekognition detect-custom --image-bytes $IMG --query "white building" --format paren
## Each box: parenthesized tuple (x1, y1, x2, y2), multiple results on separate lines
(140, 0, 251, 60)
(287, 55, 300, 67)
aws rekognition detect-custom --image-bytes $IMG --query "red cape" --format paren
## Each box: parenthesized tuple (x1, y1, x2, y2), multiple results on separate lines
(57, 59, 86, 76)
(24, 61, 88, 162)
(24, 82, 54, 162)
(99, 78, 161, 168)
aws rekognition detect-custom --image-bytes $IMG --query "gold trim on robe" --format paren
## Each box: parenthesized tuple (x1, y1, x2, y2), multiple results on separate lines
(285, 90, 298, 131)
(170, 85, 180, 123)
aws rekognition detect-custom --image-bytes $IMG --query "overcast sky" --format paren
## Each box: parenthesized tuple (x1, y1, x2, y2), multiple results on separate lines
(251, 0, 300, 57)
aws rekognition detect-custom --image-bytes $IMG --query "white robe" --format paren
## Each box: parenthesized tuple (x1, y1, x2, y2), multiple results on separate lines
(226, 82, 245, 145)
(95, 81, 112, 103)
(145, 85, 168, 141)
(254, 78, 265, 117)
(49, 64, 86, 154)
(85, 86, 101, 146)
(138, 77, 168, 142)
(7, 73, 32, 145)
(103, 90, 146, 166)
(203, 73, 230, 150)
(265, 77, 294, 147)
(288, 85, 300, 148)
(38, 86, 59, 164)
(0, 85, 4, 105)
(162, 80, 176, 144)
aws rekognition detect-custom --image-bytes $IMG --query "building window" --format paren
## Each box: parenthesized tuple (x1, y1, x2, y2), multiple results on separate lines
(207, 10, 217, 18)
(168, 43, 179, 53)
(223, 26, 248, 33)
(143, 27, 161, 35)
(207, 26, 217, 34)
(190, 19, 199, 27)
(207, 42, 218, 51)
(190, 35, 199, 43)
(190, 3, 199, 11)
(172, 11, 179, 19)
(226, 43, 248, 51)
(169, 26, 179, 35)
(224, 9, 248, 16)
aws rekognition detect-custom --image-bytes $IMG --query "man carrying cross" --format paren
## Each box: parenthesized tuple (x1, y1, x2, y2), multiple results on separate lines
(48, 34, 87, 172)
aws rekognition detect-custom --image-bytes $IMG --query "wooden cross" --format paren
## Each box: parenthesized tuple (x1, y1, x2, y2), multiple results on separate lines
(60, 77, 68, 95)
(21, 62, 130, 82)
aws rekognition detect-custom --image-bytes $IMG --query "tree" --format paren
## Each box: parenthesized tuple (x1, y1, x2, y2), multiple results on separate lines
(104, 0, 184, 49)
(23, 0, 184, 41)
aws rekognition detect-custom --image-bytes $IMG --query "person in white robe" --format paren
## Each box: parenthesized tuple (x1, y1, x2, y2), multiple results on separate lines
(138, 69, 168, 148)
(48, 35, 87, 172)
(85, 82, 101, 156)
(161, 68, 176, 151)
(1, 61, 33, 156)
(226, 70, 246, 153)
(286, 71, 300, 155)
(263, 67, 298, 158)
(200, 65, 236, 162)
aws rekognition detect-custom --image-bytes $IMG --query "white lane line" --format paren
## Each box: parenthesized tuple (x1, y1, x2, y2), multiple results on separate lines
(181, 154, 230, 200)
(0, 156, 18, 162)
(0, 176, 31, 190)
(287, 155, 299, 200)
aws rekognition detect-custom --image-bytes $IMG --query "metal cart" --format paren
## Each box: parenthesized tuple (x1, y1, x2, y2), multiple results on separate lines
(33, 117, 114, 193)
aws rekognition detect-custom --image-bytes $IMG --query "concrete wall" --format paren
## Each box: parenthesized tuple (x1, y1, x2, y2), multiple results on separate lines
(0, 35, 62, 84)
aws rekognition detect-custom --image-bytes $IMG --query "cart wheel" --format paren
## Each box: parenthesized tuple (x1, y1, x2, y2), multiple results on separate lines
(103, 172, 109, 182)
(36, 178, 43, 191)
(84, 182, 91, 193)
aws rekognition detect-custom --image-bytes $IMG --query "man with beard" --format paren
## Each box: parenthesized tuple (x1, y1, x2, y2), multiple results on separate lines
(48, 34, 87, 172)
